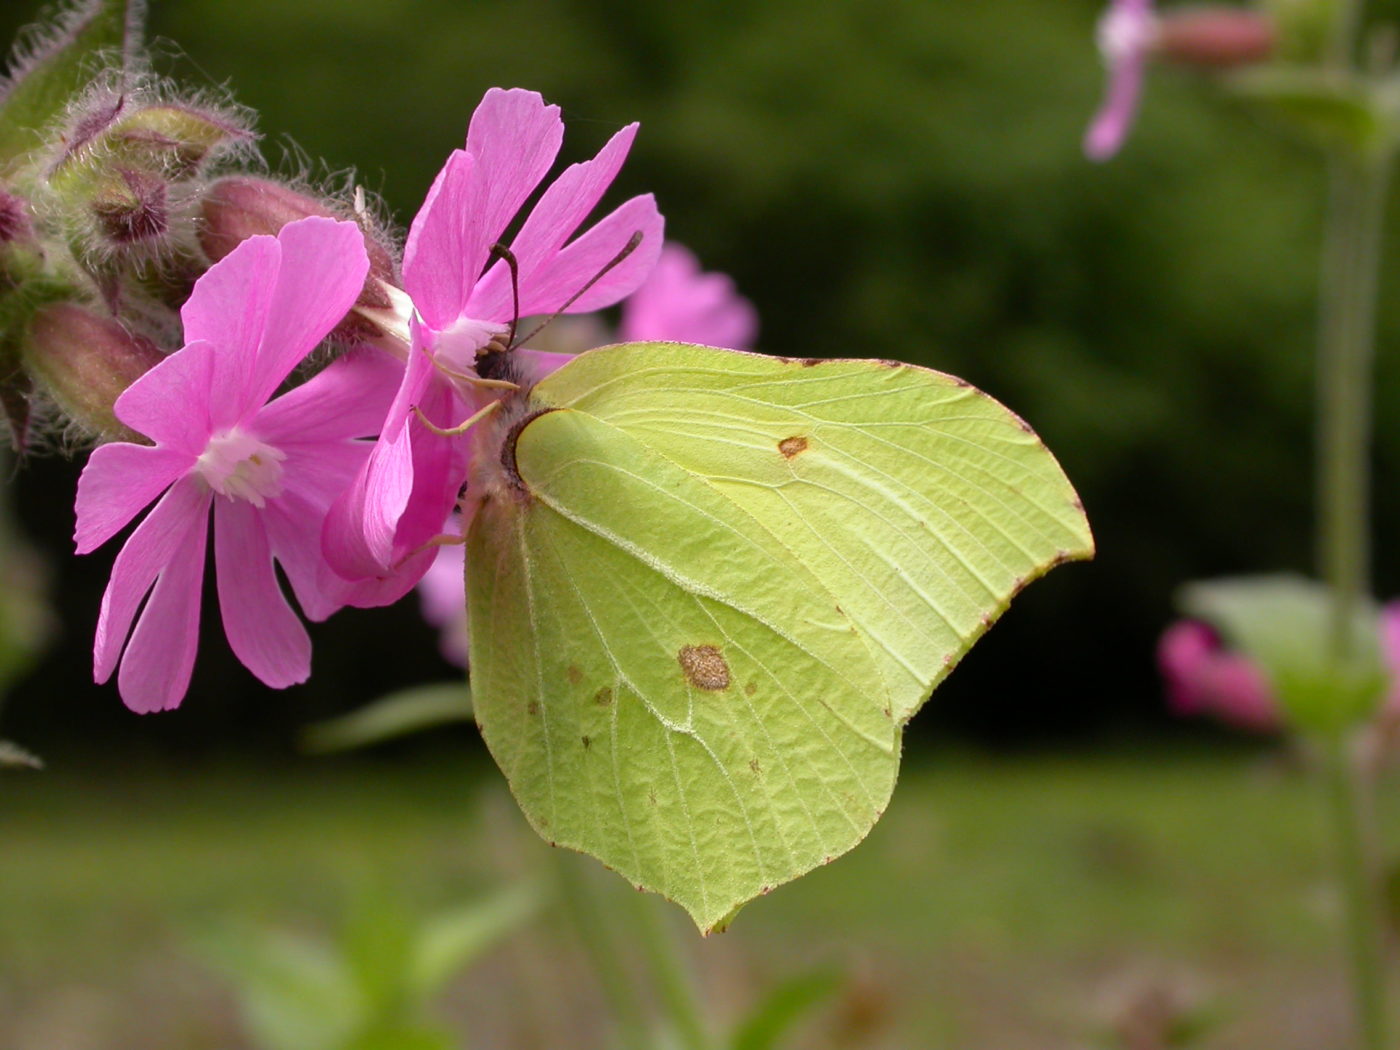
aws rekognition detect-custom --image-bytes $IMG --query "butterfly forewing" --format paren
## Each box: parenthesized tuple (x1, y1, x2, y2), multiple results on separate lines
(532, 342, 1095, 722)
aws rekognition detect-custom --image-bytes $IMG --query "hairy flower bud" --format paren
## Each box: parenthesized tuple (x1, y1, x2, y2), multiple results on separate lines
(1155, 7, 1275, 68)
(90, 167, 168, 247)
(24, 303, 164, 440)
(105, 103, 254, 178)
(0, 188, 33, 247)
(201, 176, 399, 340)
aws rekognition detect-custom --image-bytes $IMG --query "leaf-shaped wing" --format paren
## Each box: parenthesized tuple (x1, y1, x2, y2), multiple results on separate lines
(468, 408, 898, 933)
(470, 342, 1092, 930)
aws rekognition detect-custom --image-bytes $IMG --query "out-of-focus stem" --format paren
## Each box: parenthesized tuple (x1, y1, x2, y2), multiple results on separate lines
(623, 891, 714, 1050)
(1314, 88, 1391, 1041)
(1316, 153, 1388, 660)
(1321, 737, 1390, 1050)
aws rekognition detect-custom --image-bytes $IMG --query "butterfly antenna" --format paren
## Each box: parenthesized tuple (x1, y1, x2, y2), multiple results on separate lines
(488, 242, 522, 348)
(512, 230, 644, 349)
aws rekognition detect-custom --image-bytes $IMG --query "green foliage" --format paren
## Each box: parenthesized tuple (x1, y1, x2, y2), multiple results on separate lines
(302, 684, 473, 754)
(470, 343, 1091, 930)
(0, 0, 143, 168)
(1179, 574, 1389, 734)
(195, 882, 540, 1050)
(1227, 67, 1400, 159)
(728, 968, 843, 1050)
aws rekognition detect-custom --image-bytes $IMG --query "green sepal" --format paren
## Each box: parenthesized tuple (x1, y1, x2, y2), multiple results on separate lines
(0, 0, 146, 170)
(1179, 574, 1389, 735)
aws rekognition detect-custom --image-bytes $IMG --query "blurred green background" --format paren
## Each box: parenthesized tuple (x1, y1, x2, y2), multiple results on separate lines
(4, 0, 1400, 1045)
(3, 0, 1394, 750)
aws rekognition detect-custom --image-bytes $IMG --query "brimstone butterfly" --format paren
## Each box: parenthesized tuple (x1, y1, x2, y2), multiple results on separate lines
(466, 341, 1092, 932)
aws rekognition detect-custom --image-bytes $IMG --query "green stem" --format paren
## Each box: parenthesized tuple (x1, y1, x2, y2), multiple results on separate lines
(1316, 154, 1388, 661)
(623, 892, 714, 1050)
(1315, 138, 1392, 1050)
(1321, 737, 1391, 1050)
(553, 853, 651, 1050)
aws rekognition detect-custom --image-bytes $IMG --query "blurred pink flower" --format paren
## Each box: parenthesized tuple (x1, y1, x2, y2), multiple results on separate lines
(323, 87, 663, 605)
(619, 243, 758, 349)
(1158, 604, 1400, 732)
(1085, 0, 1157, 161)
(418, 515, 468, 668)
(74, 217, 398, 712)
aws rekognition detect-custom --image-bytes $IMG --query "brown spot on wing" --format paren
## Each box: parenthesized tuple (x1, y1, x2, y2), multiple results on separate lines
(594, 687, 613, 706)
(778, 435, 809, 458)
(567, 665, 583, 685)
(678, 645, 730, 690)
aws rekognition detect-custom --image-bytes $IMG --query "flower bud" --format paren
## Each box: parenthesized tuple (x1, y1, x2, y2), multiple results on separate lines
(105, 103, 254, 179)
(24, 303, 165, 440)
(90, 168, 168, 248)
(199, 176, 335, 261)
(1154, 7, 1276, 69)
(0, 188, 33, 247)
(201, 177, 400, 340)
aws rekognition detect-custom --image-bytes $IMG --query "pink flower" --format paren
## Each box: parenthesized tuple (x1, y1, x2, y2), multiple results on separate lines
(418, 515, 469, 667)
(1085, 0, 1157, 161)
(1157, 604, 1400, 732)
(619, 243, 758, 349)
(324, 88, 663, 603)
(417, 241, 757, 668)
(74, 217, 399, 712)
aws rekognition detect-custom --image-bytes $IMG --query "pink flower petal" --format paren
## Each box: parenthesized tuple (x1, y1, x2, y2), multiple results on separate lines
(512, 194, 664, 318)
(403, 90, 565, 329)
(1084, 0, 1155, 161)
(255, 347, 403, 447)
(618, 243, 759, 349)
(179, 237, 280, 429)
(469, 123, 639, 318)
(112, 339, 219, 454)
(243, 217, 371, 410)
(1157, 619, 1215, 715)
(94, 475, 212, 689)
(402, 150, 480, 331)
(463, 87, 564, 253)
(74, 442, 193, 554)
(262, 488, 353, 622)
(214, 498, 312, 689)
(115, 522, 209, 713)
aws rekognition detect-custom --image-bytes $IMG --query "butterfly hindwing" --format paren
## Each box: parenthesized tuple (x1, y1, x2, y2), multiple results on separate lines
(468, 406, 899, 933)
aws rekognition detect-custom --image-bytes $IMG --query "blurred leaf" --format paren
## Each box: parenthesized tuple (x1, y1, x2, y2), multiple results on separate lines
(729, 968, 843, 1050)
(1180, 574, 1388, 734)
(0, 0, 144, 167)
(409, 880, 542, 1000)
(344, 1028, 458, 1050)
(302, 683, 472, 754)
(0, 737, 41, 768)
(193, 925, 359, 1050)
(341, 891, 416, 1023)
(1226, 67, 1397, 157)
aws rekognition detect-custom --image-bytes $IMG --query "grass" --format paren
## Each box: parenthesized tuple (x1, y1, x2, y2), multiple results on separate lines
(0, 740, 1389, 1049)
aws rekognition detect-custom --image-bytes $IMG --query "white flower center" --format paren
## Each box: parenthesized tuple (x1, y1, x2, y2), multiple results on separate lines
(1098, 6, 1158, 64)
(433, 314, 509, 376)
(196, 428, 286, 507)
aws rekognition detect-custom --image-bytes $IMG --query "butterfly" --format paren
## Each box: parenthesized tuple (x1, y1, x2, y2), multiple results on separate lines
(465, 341, 1092, 931)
